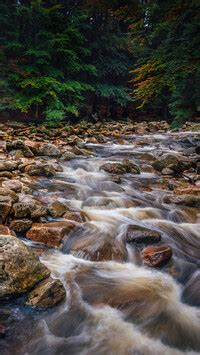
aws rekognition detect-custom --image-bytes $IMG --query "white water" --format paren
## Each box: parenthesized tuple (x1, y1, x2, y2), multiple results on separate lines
(2, 132, 200, 354)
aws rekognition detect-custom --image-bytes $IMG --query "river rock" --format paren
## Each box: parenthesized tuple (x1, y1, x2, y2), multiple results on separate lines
(0, 225, 14, 236)
(0, 196, 12, 223)
(0, 172, 13, 179)
(163, 195, 200, 208)
(61, 151, 77, 161)
(2, 180, 23, 192)
(101, 159, 140, 175)
(6, 140, 34, 158)
(48, 200, 68, 218)
(26, 221, 76, 247)
(0, 160, 19, 172)
(153, 154, 192, 173)
(70, 235, 126, 262)
(10, 219, 33, 233)
(37, 143, 61, 157)
(0, 187, 18, 202)
(13, 201, 47, 218)
(126, 225, 161, 244)
(26, 277, 66, 308)
(63, 211, 86, 223)
(142, 245, 172, 267)
(24, 162, 56, 177)
(0, 234, 50, 298)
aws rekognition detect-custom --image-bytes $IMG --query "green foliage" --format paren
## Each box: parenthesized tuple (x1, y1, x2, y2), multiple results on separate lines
(129, 0, 200, 124)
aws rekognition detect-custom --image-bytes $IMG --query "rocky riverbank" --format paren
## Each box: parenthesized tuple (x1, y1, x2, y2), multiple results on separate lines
(0, 120, 200, 344)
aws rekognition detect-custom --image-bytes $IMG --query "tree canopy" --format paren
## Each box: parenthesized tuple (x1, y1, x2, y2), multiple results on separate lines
(0, 0, 199, 126)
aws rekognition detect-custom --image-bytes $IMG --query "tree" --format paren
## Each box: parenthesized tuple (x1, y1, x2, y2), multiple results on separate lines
(129, 0, 200, 125)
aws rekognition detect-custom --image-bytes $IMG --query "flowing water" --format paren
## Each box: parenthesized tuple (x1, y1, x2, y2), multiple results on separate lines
(1, 131, 200, 354)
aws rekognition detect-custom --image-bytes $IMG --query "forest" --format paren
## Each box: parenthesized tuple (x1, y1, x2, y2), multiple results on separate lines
(0, 0, 199, 127)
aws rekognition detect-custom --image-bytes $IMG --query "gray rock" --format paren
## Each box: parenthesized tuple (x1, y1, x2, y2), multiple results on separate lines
(0, 235, 50, 298)
(26, 277, 66, 308)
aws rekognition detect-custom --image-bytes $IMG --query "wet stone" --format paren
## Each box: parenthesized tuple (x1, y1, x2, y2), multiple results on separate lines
(101, 159, 140, 175)
(142, 245, 173, 267)
(10, 219, 33, 233)
(48, 200, 68, 218)
(26, 221, 76, 247)
(126, 225, 161, 244)
(0, 234, 50, 298)
(26, 277, 66, 308)
(163, 195, 200, 208)
(0, 196, 12, 223)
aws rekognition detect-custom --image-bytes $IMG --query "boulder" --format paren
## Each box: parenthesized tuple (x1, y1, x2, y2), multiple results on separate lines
(0, 234, 50, 298)
(126, 225, 161, 244)
(26, 277, 66, 308)
(24, 162, 56, 177)
(38, 143, 61, 157)
(153, 154, 192, 173)
(163, 195, 200, 208)
(26, 221, 75, 247)
(0, 196, 12, 223)
(10, 219, 33, 233)
(142, 245, 172, 267)
(101, 159, 140, 175)
(70, 235, 126, 262)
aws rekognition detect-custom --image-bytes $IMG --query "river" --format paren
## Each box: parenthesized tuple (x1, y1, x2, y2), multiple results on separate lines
(1, 130, 200, 354)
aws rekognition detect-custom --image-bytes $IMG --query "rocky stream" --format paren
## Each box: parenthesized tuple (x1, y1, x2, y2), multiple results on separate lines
(0, 120, 200, 354)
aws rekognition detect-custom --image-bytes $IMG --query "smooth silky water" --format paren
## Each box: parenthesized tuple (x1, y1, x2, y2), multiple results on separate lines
(1, 132, 200, 355)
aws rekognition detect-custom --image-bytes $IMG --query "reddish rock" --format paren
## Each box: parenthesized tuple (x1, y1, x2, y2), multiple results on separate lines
(26, 221, 76, 247)
(142, 245, 172, 267)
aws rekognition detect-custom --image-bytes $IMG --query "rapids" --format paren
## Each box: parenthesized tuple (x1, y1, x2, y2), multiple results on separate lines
(1, 131, 200, 355)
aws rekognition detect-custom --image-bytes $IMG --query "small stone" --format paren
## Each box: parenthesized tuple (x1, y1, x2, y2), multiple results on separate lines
(38, 143, 61, 157)
(2, 180, 23, 192)
(63, 211, 86, 223)
(24, 163, 56, 177)
(142, 245, 172, 267)
(0, 188, 18, 202)
(0, 225, 14, 236)
(13, 202, 32, 218)
(26, 221, 76, 247)
(48, 200, 68, 218)
(10, 219, 33, 233)
(26, 277, 66, 308)
(0, 160, 19, 172)
(0, 196, 12, 223)
(101, 159, 140, 175)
